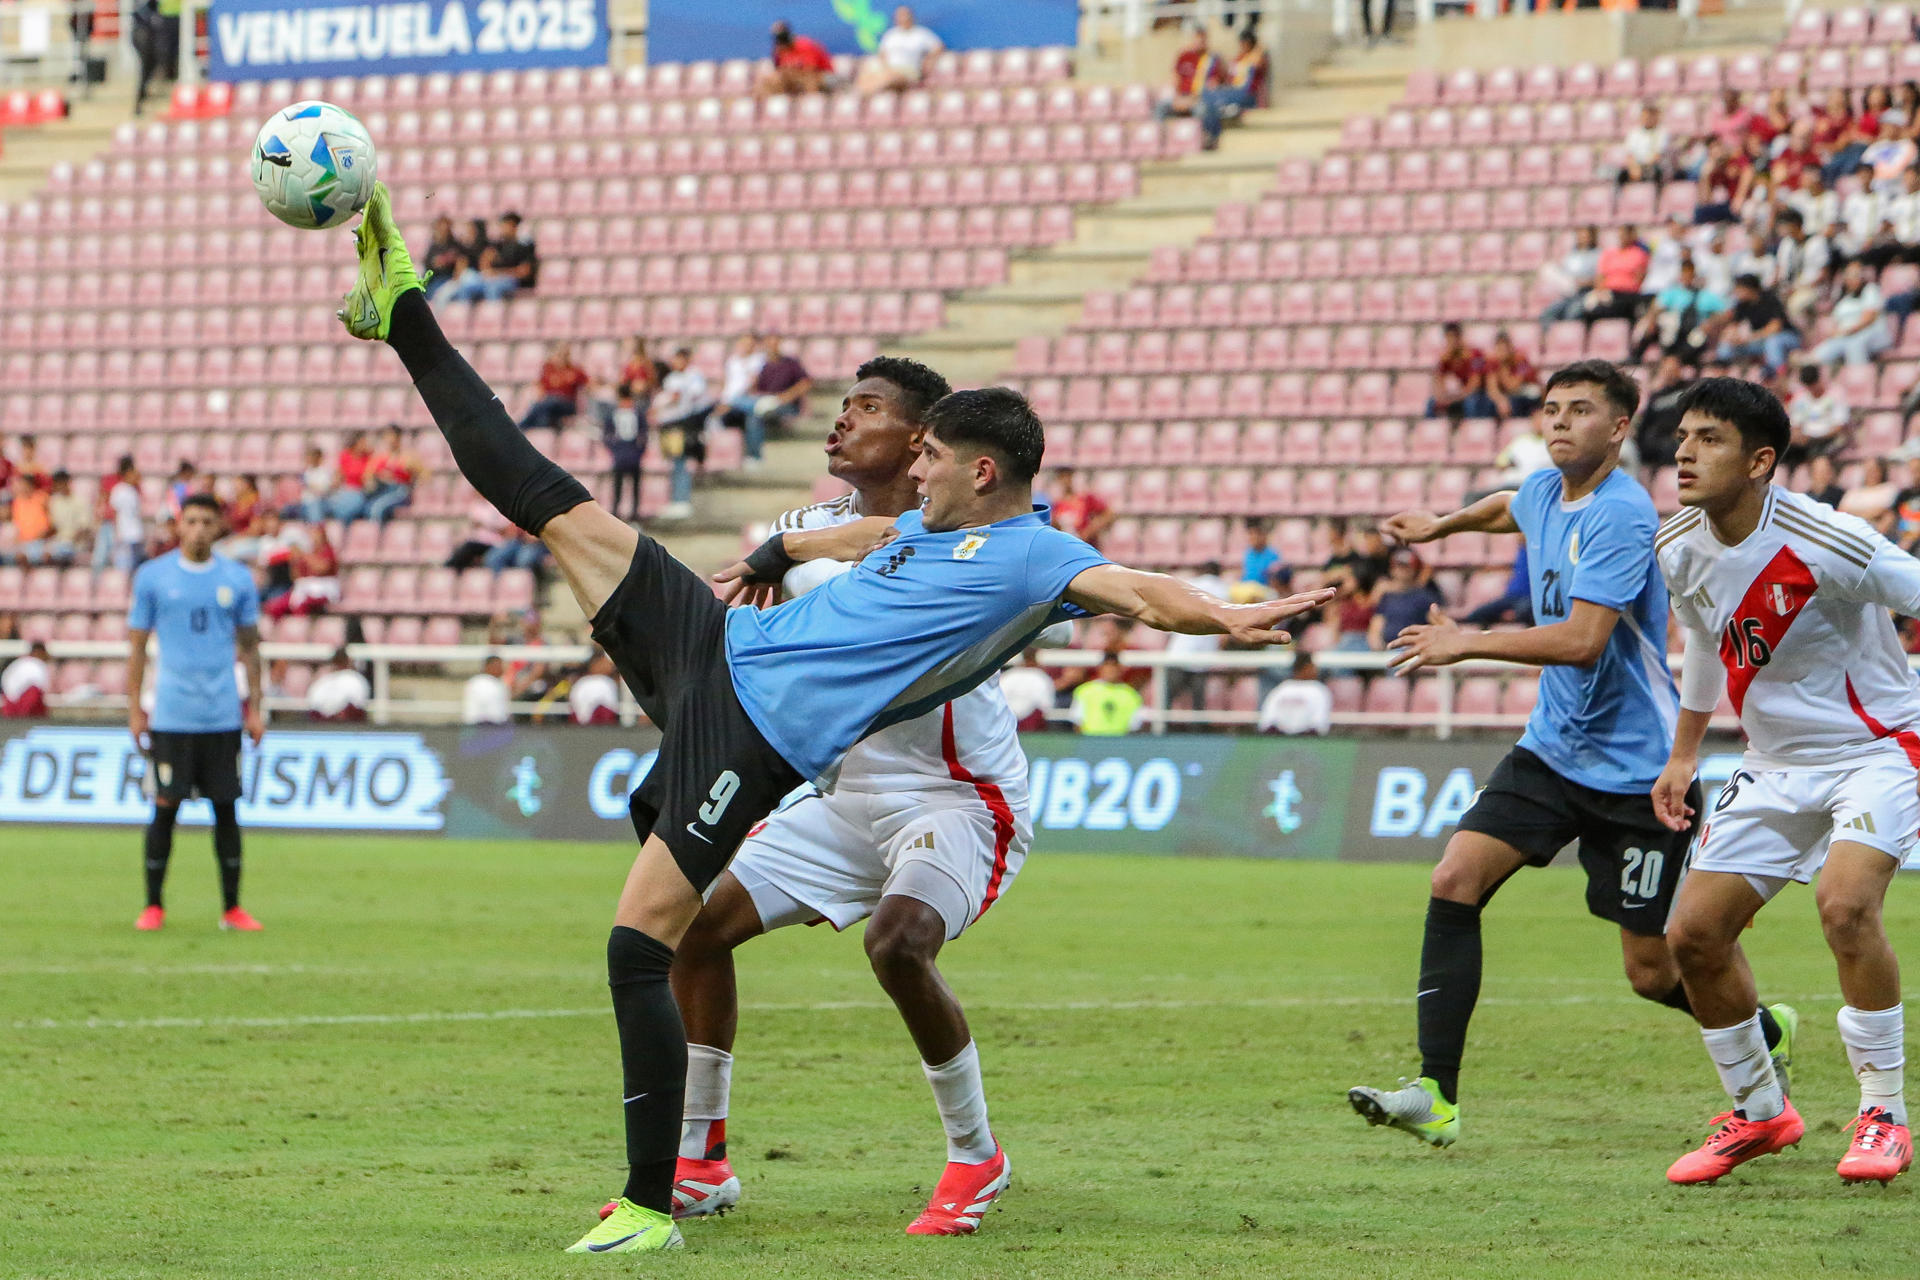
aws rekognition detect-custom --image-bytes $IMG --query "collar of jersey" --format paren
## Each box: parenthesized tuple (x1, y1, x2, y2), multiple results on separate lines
(174, 552, 216, 573)
(901, 504, 1053, 535)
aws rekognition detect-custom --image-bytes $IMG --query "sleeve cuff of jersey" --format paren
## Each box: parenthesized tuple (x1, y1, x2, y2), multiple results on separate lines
(1568, 589, 1632, 611)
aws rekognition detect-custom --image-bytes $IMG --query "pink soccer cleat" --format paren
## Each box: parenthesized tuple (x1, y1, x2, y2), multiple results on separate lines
(906, 1145, 1011, 1235)
(135, 906, 165, 931)
(220, 907, 264, 932)
(1667, 1101, 1804, 1184)
(1837, 1108, 1912, 1184)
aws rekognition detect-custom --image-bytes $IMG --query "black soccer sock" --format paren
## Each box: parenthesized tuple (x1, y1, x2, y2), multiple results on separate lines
(1757, 1002, 1782, 1051)
(384, 291, 591, 535)
(211, 801, 243, 912)
(608, 926, 685, 1214)
(1417, 897, 1483, 1106)
(144, 803, 178, 908)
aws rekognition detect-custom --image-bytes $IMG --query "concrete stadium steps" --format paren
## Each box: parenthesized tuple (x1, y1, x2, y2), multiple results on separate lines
(0, 97, 127, 205)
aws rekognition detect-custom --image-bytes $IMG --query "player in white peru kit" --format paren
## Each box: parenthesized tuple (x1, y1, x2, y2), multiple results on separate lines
(1654, 378, 1914, 1186)
(661, 357, 1032, 1236)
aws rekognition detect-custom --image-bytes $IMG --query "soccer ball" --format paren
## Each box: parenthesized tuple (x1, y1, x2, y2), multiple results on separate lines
(250, 100, 377, 231)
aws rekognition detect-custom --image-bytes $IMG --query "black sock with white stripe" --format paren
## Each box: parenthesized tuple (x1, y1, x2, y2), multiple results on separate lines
(608, 926, 684, 1214)
(1417, 897, 1482, 1105)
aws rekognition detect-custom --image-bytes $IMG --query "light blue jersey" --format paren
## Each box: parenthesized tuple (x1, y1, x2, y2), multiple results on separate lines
(727, 506, 1108, 785)
(1509, 466, 1678, 793)
(128, 551, 259, 733)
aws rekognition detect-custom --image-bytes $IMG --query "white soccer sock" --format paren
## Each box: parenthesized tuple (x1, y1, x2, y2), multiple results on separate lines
(922, 1039, 996, 1165)
(1837, 1004, 1907, 1126)
(680, 1043, 733, 1161)
(1700, 1014, 1785, 1122)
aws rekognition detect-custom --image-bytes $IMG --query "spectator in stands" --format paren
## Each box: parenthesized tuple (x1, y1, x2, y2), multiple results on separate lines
(1886, 450, 1920, 549)
(1619, 102, 1671, 185)
(618, 335, 663, 401)
(1838, 162, 1887, 257)
(422, 216, 464, 301)
(45, 470, 91, 566)
(1258, 652, 1333, 736)
(1813, 87, 1864, 185)
(857, 6, 943, 94)
(1843, 456, 1898, 522)
(517, 342, 590, 432)
(1196, 29, 1267, 150)
(1864, 119, 1916, 194)
(1771, 208, 1832, 332)
(1709, 88, 1764, 152)
(485, 527, 549, 574)
(97, 455, 144, 571)
(1329, 522, 1391, 594)
(1693, 139, 1752, 225)
(1369, 549, 1445, 650)
(1769, 119, 1824, 194)
(1806, 452, 1847, 509)
(1887, 166, 1920, 261)
(1358, 0, 1397, 44)
(364, 427, 423, 524)
(1710, 273, 1802, 374)
(0, 641, 52, 717)
(1236, 520, 1290, 598)
(1640, 216, 1693, 297)
(1329, 574, 1376, 651)
(306, 649, 371, 722)
(1633, 256, 1727, 364)
(462, 655, 513, 725)
(130, 0, 180, 118)
(324, 431, 375, 522)
(1791, 170, 1842, 241)
(8, 473, 52, 565)
(1050, 469, 1116, 550)
(12, 436, 45, 489)
(998, 651, 1058, 732)
(1785, 363, 1854, 464)
(738, 334, 812, 469)
(716, 332, 768, 459)
(756, 21, 835, 98)
(1070, 653, 1146, 736)
(1426, 322, 1493, 421)
(1635, 353, 1696, 472)
(1463, 545, 1533, 627)
(650, 346, 714, 521)
(443, 212, 537, 304)
(568, 651, 622, 725)
(266, 524, 339, 618)
(598, 383, 648, 523)
(1580, 223, 1649, 323)
(1153, 23, 1221, 124)
(165, 460, 201, 519)
(254, 510, 301, 612)
(1483, 331, 1541, 421)
(1539, 226, 1602, 322)
(446, 500, 507, 570)
(1809, 260, 1893, 366)
(1166, 561, 1229, 712)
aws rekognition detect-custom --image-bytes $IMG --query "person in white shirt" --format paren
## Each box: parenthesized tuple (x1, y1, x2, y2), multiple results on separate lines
(1258, 652, 1333, 735)
(1786, 363, 1853, 462)
(858, 6, 943, 94)
(1889, 166, 1920, 247)
(1539, 225, 1601, 322)
(1655, 377, 1918, 1187)
(1620, 103, 1671, 184)
(462, 654, 513, 724)
(1838, 164, 1886, 257)
(1166, 561, 1229, 712)
(0, 641, 53, 717)
(996, 653, 1057, 731)
(1810, 260, 1892, 366)
(569, 650, 622, 725)
(1771, 208, 1831, 331)
(1789, 172, 1843, 241)
(96, 456, 147, 572)
(649, 346, 715, 520)
(305, 648, 371, 721)
(1640, 216, 1694, 297)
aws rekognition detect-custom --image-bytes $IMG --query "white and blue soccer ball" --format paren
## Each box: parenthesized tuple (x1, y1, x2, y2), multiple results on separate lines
(250, 100, 377, 231)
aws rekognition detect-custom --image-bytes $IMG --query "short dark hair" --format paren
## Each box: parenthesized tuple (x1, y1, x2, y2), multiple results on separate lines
(855, 355, 951, 423)
(180, 493, 223, 517)
(1543, 358, 1641, 420)
(1675, 376, 1791, 475)
(1441, 320, 1463, 335)
(926, 387, 1046, 483)
(1777, 207, 1804, 231)
(1733, 272, 1763, 292)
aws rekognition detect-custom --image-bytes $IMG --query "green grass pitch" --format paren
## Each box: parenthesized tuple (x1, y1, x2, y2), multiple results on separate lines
(2, 825, 1913, 1279)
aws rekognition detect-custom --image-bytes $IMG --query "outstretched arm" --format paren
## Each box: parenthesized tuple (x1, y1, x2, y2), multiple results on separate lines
(1382, 490, 1518, 544)
(1063, 564, 1334, 645)
(1389, 599, 1619, 671)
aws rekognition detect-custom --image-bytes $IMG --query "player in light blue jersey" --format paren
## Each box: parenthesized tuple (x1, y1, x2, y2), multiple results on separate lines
(126, 494, 264, 933)
(1345, 359, 1789, 1148)
(338, 187, 1334, 1253)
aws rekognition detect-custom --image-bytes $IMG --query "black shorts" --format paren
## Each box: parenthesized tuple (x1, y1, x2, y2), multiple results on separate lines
(589, 532, 802, 892)
(146, 730, 243, 805)
(1455, 746, 1697, 937)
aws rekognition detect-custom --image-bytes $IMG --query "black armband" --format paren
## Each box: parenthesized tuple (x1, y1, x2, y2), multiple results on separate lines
(741, 534, 798, 584)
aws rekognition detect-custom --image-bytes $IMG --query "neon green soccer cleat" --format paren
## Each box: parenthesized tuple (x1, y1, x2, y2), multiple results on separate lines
(1767, 1002, 1799, 1097)
(338, 182, 423, 342)
(564, 1198, 683, 1254)
(1348, 1076, 1460, 1147)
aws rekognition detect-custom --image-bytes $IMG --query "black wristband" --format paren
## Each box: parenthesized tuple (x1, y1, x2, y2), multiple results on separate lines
(742, 534, 798, 584)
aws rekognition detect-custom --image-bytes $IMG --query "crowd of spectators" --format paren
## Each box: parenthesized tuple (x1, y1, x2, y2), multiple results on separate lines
(754, 9, 946, 100)
(1152, 22, 1271, 150)
(422, 212, 540, 306)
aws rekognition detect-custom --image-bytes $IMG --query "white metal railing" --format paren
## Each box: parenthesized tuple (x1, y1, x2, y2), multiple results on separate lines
(0, 637, 1791, 737)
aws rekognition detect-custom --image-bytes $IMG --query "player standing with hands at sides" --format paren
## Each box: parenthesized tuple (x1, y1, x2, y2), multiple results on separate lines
(337, 184, 1334, 1254)
(127, 494, 265, 932)
(1347, 360, 1790, 1147)
(1655, 379, 1913, 1186)
(664, 354, 1044, 1236)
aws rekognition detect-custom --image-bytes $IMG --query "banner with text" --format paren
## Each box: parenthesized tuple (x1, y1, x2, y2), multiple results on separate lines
(647, 0, 1076, 67)
(210, 0, 608, 82)
(0, 724, 1784, 865)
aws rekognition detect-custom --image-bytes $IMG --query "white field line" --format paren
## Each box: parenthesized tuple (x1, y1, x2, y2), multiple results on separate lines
(9, 992, 1850, 1033)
